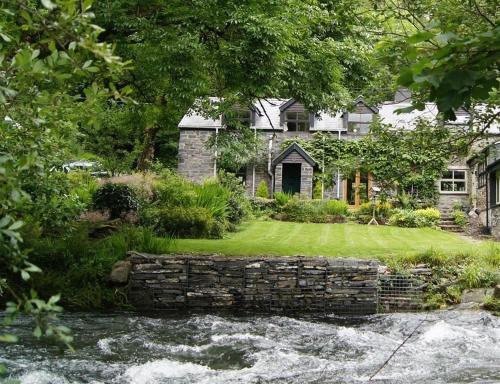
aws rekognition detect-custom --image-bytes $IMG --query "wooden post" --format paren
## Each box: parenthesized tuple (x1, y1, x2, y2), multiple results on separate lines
(355, 171, 361, 207)
(368, 173, 373, 199)
(343, 177, 348, 204)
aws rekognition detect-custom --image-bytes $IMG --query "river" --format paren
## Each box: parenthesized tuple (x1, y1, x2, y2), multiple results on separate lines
(1, 310, 499, 383)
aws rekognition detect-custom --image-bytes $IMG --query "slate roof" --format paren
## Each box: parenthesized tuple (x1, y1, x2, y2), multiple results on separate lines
(177, 96, 499, 133)
(272, 143, 317, 168)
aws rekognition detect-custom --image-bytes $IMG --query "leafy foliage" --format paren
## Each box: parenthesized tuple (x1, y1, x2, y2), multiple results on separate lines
(27, 225, 171, 309)
(452, 210, 468, 228)
(256, 180, 270, 199)
(388, 208, 441, 228)
(0, 0, 127, 351)
(283, 119, 458, 205)
(91, 0, 381, 170)
(275, 197, 348, 223)
(145, 206, 223, 239)
(141, 171, 249, 238)
(355, 201, 394, 224)
(373, 0, 499, 120)
(274, 192, 293, 208)
(92, 183, 139, 220)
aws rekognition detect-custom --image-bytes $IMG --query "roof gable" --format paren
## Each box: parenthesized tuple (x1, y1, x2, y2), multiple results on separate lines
(279, 98, 298, 111)
(353, 97, 379, 114)
(272, 143, 317, 167)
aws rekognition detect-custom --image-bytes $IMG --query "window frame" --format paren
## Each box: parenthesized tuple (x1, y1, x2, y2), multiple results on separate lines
(477, 161, 486, 188)
(496, 171, 500, 205)
(285, 111, 310, 132)
(224, 109, 252, 128)
(439, 169, 467, 194)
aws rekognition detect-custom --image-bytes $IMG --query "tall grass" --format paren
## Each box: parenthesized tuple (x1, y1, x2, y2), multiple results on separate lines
(322, 199, 349, 216)
(26, 225, 172, 309)
(276, 197, 349, 223)
(194, 180, 230, 222)
(274, 192, 292, 207)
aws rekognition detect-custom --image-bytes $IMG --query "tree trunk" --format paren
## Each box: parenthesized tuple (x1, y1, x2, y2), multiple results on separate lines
(136, 125, 159, 171)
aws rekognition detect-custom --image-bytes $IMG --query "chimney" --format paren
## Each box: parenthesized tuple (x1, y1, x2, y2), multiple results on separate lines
(394, 88, 412, 103)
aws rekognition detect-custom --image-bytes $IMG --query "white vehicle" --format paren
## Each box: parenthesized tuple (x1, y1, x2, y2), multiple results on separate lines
(61, 161, 109, 176)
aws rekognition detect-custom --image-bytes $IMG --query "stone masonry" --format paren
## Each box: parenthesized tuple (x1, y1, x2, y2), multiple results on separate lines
(274, 150, 314, 198)
(127, 252, 379, 315)
(178, 129, 215, 183)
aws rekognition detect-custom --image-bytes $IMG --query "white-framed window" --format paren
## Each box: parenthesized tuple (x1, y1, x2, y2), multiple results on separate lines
(440, 169, 467, 193)
(496, 171, 500, 205)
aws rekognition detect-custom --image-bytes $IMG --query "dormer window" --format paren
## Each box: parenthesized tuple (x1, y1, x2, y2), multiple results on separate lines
(279, 99, 314, 132)
(286, 111, 309, 132)
(234, 110, 251, 127)
(343, 98, 378, 134)
(224, 109, 252, 128)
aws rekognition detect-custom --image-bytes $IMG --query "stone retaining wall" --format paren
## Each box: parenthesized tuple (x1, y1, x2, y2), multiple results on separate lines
(127, 252, 379, 315)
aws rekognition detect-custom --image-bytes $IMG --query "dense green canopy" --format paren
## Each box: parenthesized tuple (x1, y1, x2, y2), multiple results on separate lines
(0, 0, 498, 355)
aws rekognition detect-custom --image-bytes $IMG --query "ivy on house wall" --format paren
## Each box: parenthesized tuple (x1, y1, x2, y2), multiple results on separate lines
(282, 119, 463, 205)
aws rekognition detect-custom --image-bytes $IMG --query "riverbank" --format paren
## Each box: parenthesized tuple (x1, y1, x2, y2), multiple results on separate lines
(12, 222, 499, 312)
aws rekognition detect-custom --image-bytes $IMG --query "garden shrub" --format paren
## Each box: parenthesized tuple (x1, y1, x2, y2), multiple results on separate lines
(218, 170, 251, 225)
(415, 207, 441, 227)
(276, 197, 347, 223)
(312, 181, 322, 199)
(388, 207, 440, 228)
(92, 183, 139, 219)
(145, 206, 223, 238)
(396, 192, 414, 209)
(194, 180, 230, 222)
(274, 191, 292, 208)
(389, 209, 418, 227)
(250, 197, 276, 216)
(323, 199, 349, 216)
(153, 171, 196, 207)
(278, 196, 310, 222)
(142, 171, 250, 238)
(452, 210, 468, 228)
(256, 180, 269, 198)
(355, 201, 393, 224)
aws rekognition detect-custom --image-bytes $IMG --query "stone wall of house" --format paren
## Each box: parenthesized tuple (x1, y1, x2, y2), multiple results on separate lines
(437, 194, 470, 214)
(245, 164, 272, 197)
(127, 252, 379, 315)
(301, 163, 314, 198)
(273, 150, 314, 198)
(490, 206, 500, 239)
(178, 129, 215, 183)
(176, 128, 353, 198)
(437, 160, 471, 214)
(471, 184, 488, 234)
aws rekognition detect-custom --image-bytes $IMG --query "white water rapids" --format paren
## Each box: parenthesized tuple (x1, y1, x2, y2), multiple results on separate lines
(1, 310, 499, 383)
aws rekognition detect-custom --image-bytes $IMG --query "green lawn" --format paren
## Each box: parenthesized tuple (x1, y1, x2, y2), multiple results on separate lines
(171, 220, 485, 258)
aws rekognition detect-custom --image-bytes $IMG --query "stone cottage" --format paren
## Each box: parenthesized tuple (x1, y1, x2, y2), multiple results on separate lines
(468, 141, 500, 238)
(177, 92, 499, 232)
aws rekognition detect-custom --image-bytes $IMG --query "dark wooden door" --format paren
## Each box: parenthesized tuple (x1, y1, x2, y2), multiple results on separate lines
(282, 163, 301, 195)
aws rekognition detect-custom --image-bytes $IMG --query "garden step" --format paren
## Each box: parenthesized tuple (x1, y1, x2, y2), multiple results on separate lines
(439, 224, 464, 232)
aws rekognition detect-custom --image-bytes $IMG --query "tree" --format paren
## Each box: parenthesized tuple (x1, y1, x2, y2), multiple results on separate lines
(93, 0, 383, 170)
(0, 0, 127, 352)
(373, 0, 499, 121)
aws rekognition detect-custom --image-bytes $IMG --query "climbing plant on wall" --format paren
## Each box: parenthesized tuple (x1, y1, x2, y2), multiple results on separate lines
(282, 119, 460, 204)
